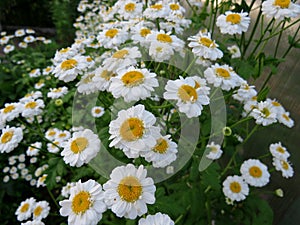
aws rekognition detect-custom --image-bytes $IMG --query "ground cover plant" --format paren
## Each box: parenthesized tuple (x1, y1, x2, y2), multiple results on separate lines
(0, 0, 299, 224)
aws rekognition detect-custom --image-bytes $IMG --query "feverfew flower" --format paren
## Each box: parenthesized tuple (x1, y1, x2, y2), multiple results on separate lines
(216, 11, 250, 35)
(206, 142, 223, 160)
(240, 159, 270, 187)
(164, 76, 210, 118)
(3, 44, 15, 54)
(109, 104, 160, 158)
(26, 142, 42, 156)
(188, 31, 223, 60)
(117, 0, 144, 20)
(15, 197, 36, 221)
(59, 179, 107, 225)
(32, 201, 50, 221)
(61, 129, 101, 167)
(109, 66, 159, 102)
(273, 158, 294, 178)
(47, 87, 68, 99)
(222, 175, 249, 202)
(37, 174, 48, 187)
(250, 101, 278, 126)
(21, 99, 45, 118)
(227, 45, 241, 58)
(61, 182, 76, 198)
(204, 63, 244, 91)
(92, 67, 116, 91)
(29, 68, 41, 78)
(232, 82, 257, 102)
(0, 126, 23, 153)
(277, 110, 294, 128)
(21, 221, 45, 225)
(269, 142, 290, 160)
(138, 212, 175, 225)
(76, 72, 98, 95)
(142, 134, 178, 168)
(55, 129, 71, 141)
(103, 164, 156, 219)
(97, 27, 128, 49)
(143, 2, 170, 19)
(262, 0, 300, 21)
(91, 106, 105, 118)
(0, 102, 22, 122)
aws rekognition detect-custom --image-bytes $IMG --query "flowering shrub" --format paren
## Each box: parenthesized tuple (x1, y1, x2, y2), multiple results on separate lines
(0, 0, 299, 224)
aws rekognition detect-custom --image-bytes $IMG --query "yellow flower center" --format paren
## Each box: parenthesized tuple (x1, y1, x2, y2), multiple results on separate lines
(3, 105, 15, 113)
(45, 67, 52, 72)
(169, 3, 180, 11)
(39, 175, 47, 183)
(276, 146, 285, 154)
(140, 28, 151, 37)
(48, 130, 56, 137)
(157, 34, 172, 43)
(262, 107, 271, 117)
(210, 146, 218, 153)
(156, 46, 163, 52)
(100, 70, 115, 81)
(20, 203, 30, 213)
(59, 133, 67, 138)
(199, 37, 215, 48)
(125, 3, 136, 12)
(33, 206, 43, 217)
(86, 57, 93, 62)
(72, 191, 91, 214)
(53, 87, 62, 93)
(178, 85, 198, 103)
(83, 74, 95, 84)
(281, 160, 289, 170)
(118, 176, 142, 202)
(150, 4, 163, 10)
(70, 137, 88, 154)
(25, 101, 37, 109)
(230, 182, 241, 193)
(274, 0, 290, 8)
(94, 108, 102, 114)
(153, 138, 169, 154)
(271, 101, 281, 107)
(216, 68, 231, 78)
(121, 71, 145, 87)
(282, 114, 290, 121)
(105, 29, 119, 38)
(226, 13, 241, 24)
(112, 49, 129, 59)
(30, 69, 37, 74)
(249, 166, 263, 178)
(59, 47, 70, 53)
(61, 59, 78, 70)
(120, 118, 144, 141)
(1, 131, 14, 144)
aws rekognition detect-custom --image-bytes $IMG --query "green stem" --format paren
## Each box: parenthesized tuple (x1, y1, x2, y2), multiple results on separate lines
(47, 187, 60, 209)
(182, 56, 197, 77)
(211, 0, 219, 37)
(273, 21, 286, 57)
(230, 117, 252, 128)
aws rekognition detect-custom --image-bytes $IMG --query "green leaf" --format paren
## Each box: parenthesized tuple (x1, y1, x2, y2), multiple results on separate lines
(201, 162, 221, 191)
(257, 87, 270, 102)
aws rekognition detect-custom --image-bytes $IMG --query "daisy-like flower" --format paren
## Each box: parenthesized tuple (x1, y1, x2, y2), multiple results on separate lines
(47, 86, 68, 99)
(0, 102, 22, 122)
(273, 158, 294, 178)
(37, 174, 48, 188)
(26, 142, 42, 156)
(117, 0, 143, 20)
(42, 66, 54, 76)
(32, 201, 50, 221)
(250, 100, 278, 126)
(109, 66, 159, 102)
(222, 175, 249, 202)
(109, 104, 160, 158)
(206, 141, 223, 160)
(15, 197, 36, 221)
(269, 142, 290, 160)
(34, 79, 45, 89)
(0, 126, 23, 153)
(47, 140, 63, 153)
(216, 11, 250, 35)
(204, 63, 244, 91)
(21, 221, 45, 225)
(142, 134, 178, 168)
(103, 164, 156, 219)
(92, 67, 116, 91)
(277, 110, 294, 128)
(232, 82, 257, 102)
(61, 129, 100, 167)
(164, 76, 210, 118)
(240, 159, 270, 187)
(3, 44, 15, 54)
(227, 45, 241, 58)
(76, 72, 98, 95)
(143, 2, 170, 19)
(19, 42, 28, 48)
(59, 179, 107, 225)
(138, 212, 175, 225)
(97, 27, 128, 49)
(102, 47, 141, 72)
(15, 29, 26, 37)
(45, 128, 59, 141)
(19, 91, 42, 103)
(29, 68, 41, 78)
(91, 106, 105, 118)
(23, 35, 36, 43)
(53, 55, 94, 82)
(130, 22, 155, 46)
(262, 0, 300, 21)
(53, 47, 79, 64)
(148, 41, 174, 62)
(55, 130, 71, 142)
(61, 182, 76, 198)
(21, 99, 45, 118)
(188, 30, 223, 60)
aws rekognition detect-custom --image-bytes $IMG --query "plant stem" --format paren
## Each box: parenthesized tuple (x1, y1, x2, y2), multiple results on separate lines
(47, 187, 60, 209)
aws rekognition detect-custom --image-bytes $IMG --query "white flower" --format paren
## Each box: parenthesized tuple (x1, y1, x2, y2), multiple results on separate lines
(42, 66, 54, 75)
(216, 11, 250, 35)
(117, 1, 144, 20)
(32, 201, 50, 221)
(269, 142, 290, 160)
(53, 47, 79, 64)
(92, 67, 116, 91)
(109, 66, 159, 102)
(21, 99, 45, 118)
(47, 87, 68, 99)
(262, 0, 300, 21)
(206, 142, 223, 160)
(277, 111, 294, 128)
(15, 29, 26, 37)
(76, 72, 98, 95)
(47, 140, 63, 153)
(29, 68, 41, 78)
(273, 158, 294, 178)
(240, 159, 270, 187)
(222, 175, 249, 202)
(61, 182, 76, 198)
(0, 126, 23, 153)
(188, 31, 223, 60)
(97, 27, 128, 49)
(109, 104, 160, 158)
(21, 221, 45, 225)
(143, 2, 170, 19)
(15, 197, 36, 221)
(61, 129, 101, 167)
(59, 179, 107, 225)
(164, 76, 210, 118)
(37, 174, 47, 187)
(227, 45, 241, 58)
(142, 134, 178, 168)
(138, 212, 175, 225)
(232, 82, 257, 102)
(250, 101, 278, 126)
(0, 102, 22, 122)
(19, 91, 42, 103)
(26, 142, 42, 156)
(103, 164, 156, 219)
(148, 41, 174, 62)
(23, 35, 36, 43)
(45, 128, 59, 141)
(130, 22, 155, 46)
(91, 106, 105, 118)
(3, 44, 15, 54)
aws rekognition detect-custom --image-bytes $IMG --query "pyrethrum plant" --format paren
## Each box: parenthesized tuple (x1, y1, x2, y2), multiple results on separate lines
(0, 0, 299, 224)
